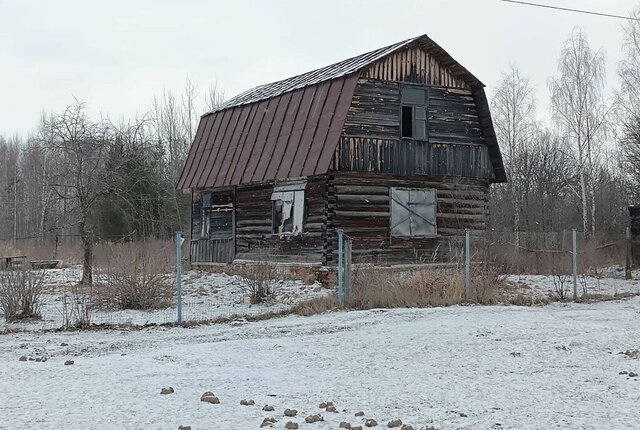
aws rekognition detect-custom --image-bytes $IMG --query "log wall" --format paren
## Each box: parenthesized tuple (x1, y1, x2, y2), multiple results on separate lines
(234, 178, 327, 263)
(338, 78, 494, 180)
(326, 172, 489, 265)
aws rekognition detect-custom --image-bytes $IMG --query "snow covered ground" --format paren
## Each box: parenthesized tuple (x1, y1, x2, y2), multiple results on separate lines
(0, 267, 328, 331)
(505, 267, 640, 300)
(2, 297, 640, 429)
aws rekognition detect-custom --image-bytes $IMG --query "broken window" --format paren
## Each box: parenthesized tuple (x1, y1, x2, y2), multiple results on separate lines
(200, 193, 211, 239)
(390, 187, 437, 237)
(271, 181, 306, 235)
(401, 86, 428, 140)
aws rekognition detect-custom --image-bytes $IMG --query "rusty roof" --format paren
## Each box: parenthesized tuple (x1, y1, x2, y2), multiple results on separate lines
(177, 74, 359, 190)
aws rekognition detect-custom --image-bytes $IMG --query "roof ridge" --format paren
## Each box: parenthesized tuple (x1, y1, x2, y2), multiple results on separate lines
(207, 34, 481, 115)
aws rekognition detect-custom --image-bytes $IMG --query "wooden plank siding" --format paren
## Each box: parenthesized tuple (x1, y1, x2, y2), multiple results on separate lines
(337, 78, 493, 180)
(326, 172, 489, 265)
(361, 47, 468, 89)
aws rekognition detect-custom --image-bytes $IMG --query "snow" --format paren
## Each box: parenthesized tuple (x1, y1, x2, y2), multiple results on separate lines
(1, 267, 329, 331)
(2, 297, 640, 429)
(506, 267, 640, 300)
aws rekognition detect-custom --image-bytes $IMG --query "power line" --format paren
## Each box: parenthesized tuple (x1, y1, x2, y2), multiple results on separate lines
(500, 0, 640, 21)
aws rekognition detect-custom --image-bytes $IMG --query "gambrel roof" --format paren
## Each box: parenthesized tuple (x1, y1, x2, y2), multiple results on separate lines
(177, 35, 506, 190)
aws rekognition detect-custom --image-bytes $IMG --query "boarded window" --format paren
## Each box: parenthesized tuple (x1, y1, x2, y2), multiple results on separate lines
(200, 193, 211, 238)
(390, 187, 436, 237)
(271, 181, 306, 235)
(401, 86, 428, 140)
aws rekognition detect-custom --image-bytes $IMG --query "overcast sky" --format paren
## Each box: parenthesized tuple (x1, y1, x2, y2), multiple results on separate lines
(0, 0, 638, 137)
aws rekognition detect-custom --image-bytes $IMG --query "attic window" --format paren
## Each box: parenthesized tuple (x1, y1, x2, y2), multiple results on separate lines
(271, 181, 306, 235)
(401, 87, 428, 140)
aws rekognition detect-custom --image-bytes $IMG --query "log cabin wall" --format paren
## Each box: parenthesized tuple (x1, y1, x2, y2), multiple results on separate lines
(233, 177, 327, 264)
(336, 77, 493, 180)
(326, 172, 489, 265)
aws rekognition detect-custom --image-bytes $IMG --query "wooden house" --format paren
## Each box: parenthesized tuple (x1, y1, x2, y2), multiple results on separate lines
(177, 35, 506, 266)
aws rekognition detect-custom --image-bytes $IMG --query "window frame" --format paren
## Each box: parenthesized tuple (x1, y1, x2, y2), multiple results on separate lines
(400, 85, 428, 141)
(389, 187, 437, 238)
(271, 181, 306, 236)
(200, 193, 212, 239)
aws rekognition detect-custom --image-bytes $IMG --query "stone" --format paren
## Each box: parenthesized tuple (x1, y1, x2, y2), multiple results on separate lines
(352, 426, 363, 430)
(160, 387, 174, 395)
(201, 395, 220, 404)
(326, 401, 334, 407)
(339, 421, 352, 428)
(629, 371, 639, 377)
(240, 399, 255, 406)
(64, 360, 74, 366)
(263, 404, 275, 411)
(400, 425, 414, 430)
(619, 370, 629, 375)
(284, 422, 299, 429)
(388, 419, 402, 428)
(18, 355, 27, 362)
(178, 426, 191, 430)
(60, 343, 69, 347)
(305, 414, 324, 423)
(284, 408, 297, 417)
(200, 391, 215, 400)
(319, 402, 327, 409)
(355, 411, 365, 417)
(459, 412, 468, 418)
(365, 419, 378, 427)
(261, 417, 277, 427)
(326, 405, 337, 413)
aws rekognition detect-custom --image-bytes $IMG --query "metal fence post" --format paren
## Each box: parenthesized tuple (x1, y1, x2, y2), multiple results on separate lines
(464, 229, 471, 300)
(176, 231, 183, 324)
(345, 238, 352, 302)
(625, 226, 632, 280)
(572, 228, 578, 300)
(338, 229, 344, 305)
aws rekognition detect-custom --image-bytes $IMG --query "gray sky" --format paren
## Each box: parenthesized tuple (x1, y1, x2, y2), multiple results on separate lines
(0, 0, 638, 137)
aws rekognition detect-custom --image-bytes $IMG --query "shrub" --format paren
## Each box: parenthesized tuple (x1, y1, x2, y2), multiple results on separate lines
(0, 264, 44, 322)
(235, 263, 277, 304)
(95, 242, 173, 310)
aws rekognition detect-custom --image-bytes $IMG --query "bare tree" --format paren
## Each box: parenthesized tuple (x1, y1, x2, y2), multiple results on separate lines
(549, 29, 608, 237)
(491, 65, 537, 244)
(45, 101, 113, 286)
(204, 81, 225, 112)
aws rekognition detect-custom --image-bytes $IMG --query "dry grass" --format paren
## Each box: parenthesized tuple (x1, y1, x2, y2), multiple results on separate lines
(0, 264, 45, 322)
(94, 241, 174, 311)
(346, 264, 504, 310)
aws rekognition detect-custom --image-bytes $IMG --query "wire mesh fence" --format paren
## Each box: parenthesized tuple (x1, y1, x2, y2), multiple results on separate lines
(1, 228, 637, 332)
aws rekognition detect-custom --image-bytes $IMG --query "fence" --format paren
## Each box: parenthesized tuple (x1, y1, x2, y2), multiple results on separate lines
(1, 228, 637, 332)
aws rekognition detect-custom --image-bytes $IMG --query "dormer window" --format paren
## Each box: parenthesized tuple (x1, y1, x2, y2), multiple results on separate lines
(401, 87, 427, 140)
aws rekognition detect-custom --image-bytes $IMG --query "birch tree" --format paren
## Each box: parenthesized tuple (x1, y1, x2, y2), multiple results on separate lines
(491, 65, 537, 243)
(549, 29, 608, 237)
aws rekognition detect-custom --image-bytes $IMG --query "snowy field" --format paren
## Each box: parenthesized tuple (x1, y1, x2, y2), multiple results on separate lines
(2, 297, 640, 429)
(505, 267, 640, 300)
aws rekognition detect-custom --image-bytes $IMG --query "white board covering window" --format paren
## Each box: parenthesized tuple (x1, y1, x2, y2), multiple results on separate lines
(390, 187, 437, 237)
(200, 193, 211, 239)
(271, 181, 306, 235)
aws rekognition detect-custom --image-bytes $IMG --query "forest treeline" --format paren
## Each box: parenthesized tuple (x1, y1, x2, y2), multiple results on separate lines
(2, 13, 640, 250)
(0, 80, 223, 244)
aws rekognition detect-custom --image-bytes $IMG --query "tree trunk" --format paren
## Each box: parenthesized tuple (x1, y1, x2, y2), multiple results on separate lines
(80, 220, 93, 287)
(579, 170, 589, 238)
